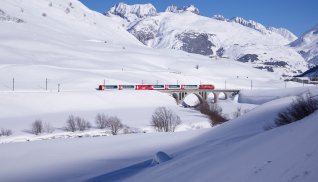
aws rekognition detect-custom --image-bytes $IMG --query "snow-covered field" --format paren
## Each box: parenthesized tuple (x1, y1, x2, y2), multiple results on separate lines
(1, 0, 317, 181)
(1, 87, 318, 182)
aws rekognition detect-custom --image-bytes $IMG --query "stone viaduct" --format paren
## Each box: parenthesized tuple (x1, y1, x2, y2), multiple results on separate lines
(158, 89, 240, 105)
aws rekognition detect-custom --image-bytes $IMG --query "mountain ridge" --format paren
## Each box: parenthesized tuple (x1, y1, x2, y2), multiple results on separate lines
(107, 2, 307, 76)
(290, 23, 318, 66)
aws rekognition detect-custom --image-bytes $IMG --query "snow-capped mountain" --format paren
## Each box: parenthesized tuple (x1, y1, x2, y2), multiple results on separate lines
(290, 23, 318, 66)
(229, 16, 297, 42)
(107, 2, 157, 23)
(107, 3, 307, 76)
(267, 27, 298, 42)
(165, 5, 200, 15)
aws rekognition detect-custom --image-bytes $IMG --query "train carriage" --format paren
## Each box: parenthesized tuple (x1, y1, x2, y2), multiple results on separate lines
(182, 85, 199, 89)
(166, 85, 181, 90)
(119, 85, 136, 90)
(199, 84, 215, 89)
(135, 84, 154, 90)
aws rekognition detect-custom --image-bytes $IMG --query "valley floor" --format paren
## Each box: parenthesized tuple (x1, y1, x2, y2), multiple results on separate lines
(0, 87, 317, 182)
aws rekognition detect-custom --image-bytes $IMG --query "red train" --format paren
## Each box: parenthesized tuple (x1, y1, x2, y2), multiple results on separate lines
(98, 84, 215, 91)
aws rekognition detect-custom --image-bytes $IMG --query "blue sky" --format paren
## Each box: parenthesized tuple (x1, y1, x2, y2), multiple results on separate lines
(79, 0, 318, 36)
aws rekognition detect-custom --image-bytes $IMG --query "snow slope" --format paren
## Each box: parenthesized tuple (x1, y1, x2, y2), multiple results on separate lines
(229, 16, 297, 42)
(290, 23, 318, 66)
(0, 0, 307, 143)
(1, 87, 317, 182)
(107, 3, 307, 76)
(0, 0, 298, 92)
(0, 0, 311, 141)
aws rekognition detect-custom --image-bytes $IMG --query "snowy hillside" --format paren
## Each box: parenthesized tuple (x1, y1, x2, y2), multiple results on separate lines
(107, 3, 307, 76)
(0, 0, 300, 92)
(1, 87, 317, 182)
(290, 23, 318, 66)
(0, 0, 302, 138)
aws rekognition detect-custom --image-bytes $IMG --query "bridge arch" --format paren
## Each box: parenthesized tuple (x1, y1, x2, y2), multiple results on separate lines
(217, 92, 228, 100)
(172, 93, 179, 102)
(181, 93, 204, 107)
(207, 92, 218, 103)
(171, 92, 204, 106)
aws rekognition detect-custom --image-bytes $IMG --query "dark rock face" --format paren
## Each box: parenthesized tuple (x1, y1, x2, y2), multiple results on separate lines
(309, 55, 318, 66)
(128, 19, 159, 45)
(129, 30, 155, 44)
(0, 9, 24, 23)
(254, 66, 274, 72)
(298, 65, 318, 77)
(313, 30, 318, 35)
(299, 50, 307, 56)
(237, 54, 259, 63)
(177, 32, 214, 56)
(216, 47, 225, 57)
(263, 61, 288, 67)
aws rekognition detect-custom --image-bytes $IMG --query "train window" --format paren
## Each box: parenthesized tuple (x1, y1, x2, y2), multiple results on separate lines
(168, 85, 181, 88)
(184, 85, 198, 88)
(154, 85, 165, 88)
(122, 85, 135, 89)
(105, 85, 118, 89)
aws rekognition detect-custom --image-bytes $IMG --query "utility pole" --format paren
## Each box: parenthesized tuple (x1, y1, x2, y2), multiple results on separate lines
(58, 83, 60, 92)
(12, 78, 15, 91)
(250, 80, 253, 90)
(225, 80, 227, 90)
(103, 79, 105, 86)
(45, 78, 48, 91)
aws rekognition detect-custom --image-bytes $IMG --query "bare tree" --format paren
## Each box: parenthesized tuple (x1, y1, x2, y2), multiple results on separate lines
(151, 107, 182, 132)
(65, 115, 91, 132)
(232, 106, 242, 119)
(65, 115, 77, 132)
(198, 101, 227, 126)
(106, 116, 123, 135)
(0, 128, 13, 136)
(44, 122, 55, 133)
(95, 113, 108, 129)
(31, 120, 44, 135)
(275, 93, 318, 127)
(75, 117, 91, 131)
(65, 8, 70, 14)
